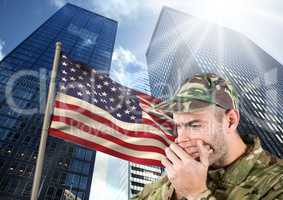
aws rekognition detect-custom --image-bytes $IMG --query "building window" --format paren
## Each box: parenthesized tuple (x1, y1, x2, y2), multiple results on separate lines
(79, 176, 88, 190)
(22, 182, 32, 197)
(46, 186, 55, 198)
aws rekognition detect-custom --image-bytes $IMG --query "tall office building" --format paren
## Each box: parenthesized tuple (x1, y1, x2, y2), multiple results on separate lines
(146, 7, 283, 158)
(130, 71, 151, 95)
(90, 153, 128, 200)
(0, 3, 117, 200)
(125, 63, 163, 198)
(129, 162, 163, 198)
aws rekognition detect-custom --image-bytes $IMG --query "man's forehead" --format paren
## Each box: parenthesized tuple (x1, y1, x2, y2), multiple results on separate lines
(173, 111, 209, 123)
(173, 107, 212, 118)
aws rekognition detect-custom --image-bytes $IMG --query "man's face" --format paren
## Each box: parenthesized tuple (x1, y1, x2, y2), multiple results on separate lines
(173, 105, 228, 166)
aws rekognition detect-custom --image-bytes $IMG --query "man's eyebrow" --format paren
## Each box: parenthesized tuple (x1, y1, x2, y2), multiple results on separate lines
(175, 119, 202, 126)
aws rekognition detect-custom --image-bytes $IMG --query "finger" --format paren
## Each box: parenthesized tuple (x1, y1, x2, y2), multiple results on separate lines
(179, 141, 211, 150)
(169, 143, 192, 161)
(175, 138, 190, 144)
(178, 139, 210, 149)
(161, 158, 174, 175)
(161, 157, 172, 168)
(177, 140, 198, 148)
(205, 145, 211, 151)
(185, 146, 199, 154)
(183, 145, 211, 154)
(165, 147, 182, 165)
(191, 152, 200, 159)
(197, 140, 210, 167)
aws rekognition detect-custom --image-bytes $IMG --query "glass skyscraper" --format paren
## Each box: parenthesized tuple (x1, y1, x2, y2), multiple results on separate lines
(129, 162, 163, 198)
(91, 152, 128, 200)
(129, 71, 151, 95)
(0, 3, 117, 200)
(125, 66, 163, 198)
(146, 7, 283, 158)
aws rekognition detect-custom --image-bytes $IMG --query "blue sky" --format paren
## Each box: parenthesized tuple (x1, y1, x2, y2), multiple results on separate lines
(1, 0, 283, 89)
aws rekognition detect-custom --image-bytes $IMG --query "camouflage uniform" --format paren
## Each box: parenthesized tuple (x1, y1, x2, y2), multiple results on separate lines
(132, 73, 283, 200)
(131, 136, 283, 200)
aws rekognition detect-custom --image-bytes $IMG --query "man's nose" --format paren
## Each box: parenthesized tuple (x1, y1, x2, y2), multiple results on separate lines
(176, 127, 191, 142)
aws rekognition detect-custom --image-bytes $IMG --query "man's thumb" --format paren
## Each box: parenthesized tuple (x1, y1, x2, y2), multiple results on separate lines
(197, 140, 209, 168)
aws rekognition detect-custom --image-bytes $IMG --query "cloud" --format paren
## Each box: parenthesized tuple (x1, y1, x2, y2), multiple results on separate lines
(89, 0, 198, 22)
(90, 0, 140, 22)
(110, 46, 147, 89)
(112, 46, 137, 66)
(0, 39, 5, 61)
(49, 0, 194, 22)
(49, 0, 140, 22)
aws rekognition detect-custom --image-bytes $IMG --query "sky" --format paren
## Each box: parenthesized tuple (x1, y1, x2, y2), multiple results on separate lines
(1, 0, 283, 88)
(1, 0, 283, 198)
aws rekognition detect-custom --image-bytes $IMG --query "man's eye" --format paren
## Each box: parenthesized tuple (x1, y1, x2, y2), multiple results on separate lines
(189, 124, 201, 128)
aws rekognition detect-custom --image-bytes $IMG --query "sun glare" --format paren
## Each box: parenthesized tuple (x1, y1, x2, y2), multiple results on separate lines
(202, 0, 246, 24)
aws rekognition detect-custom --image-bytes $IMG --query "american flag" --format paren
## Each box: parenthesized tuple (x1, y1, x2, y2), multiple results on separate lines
(49, 54, 175, 166)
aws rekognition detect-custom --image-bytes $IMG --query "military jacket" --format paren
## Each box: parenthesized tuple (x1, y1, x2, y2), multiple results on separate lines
(131, 138, 283, 200)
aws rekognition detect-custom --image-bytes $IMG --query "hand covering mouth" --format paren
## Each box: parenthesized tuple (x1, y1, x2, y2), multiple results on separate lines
(177, 139, 214, 151)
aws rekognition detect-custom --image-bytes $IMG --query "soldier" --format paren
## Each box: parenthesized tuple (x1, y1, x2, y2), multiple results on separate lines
(131, 73, 283, 200)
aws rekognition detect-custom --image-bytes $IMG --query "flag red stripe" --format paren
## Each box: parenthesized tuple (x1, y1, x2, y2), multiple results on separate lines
(134, 92, 161, 104)
(138, 96, 153, 107)
(49, 129, 163, 166)
(136, 117, 172, 140)
(144, 110, 174, 130)
(52, 115, 166, 154)
(54, 101, 171, 146)
(138, 100, 174, 130)
(142, 118, 175, 141)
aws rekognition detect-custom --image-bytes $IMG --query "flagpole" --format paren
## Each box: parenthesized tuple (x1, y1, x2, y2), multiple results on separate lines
(31, 42, 62, 200)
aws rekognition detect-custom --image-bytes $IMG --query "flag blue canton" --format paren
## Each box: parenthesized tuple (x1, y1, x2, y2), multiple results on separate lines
(59, 55, 143, 123)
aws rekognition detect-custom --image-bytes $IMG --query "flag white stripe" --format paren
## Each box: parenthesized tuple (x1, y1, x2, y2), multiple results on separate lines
(51, 121, 166, 160)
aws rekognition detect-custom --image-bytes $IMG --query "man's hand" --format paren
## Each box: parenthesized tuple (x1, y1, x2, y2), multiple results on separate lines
(161, 140, 211, 199)
(176, 139, 213, 160)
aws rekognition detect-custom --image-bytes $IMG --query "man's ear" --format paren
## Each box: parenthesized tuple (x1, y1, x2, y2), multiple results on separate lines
(226, 109, 240, 129)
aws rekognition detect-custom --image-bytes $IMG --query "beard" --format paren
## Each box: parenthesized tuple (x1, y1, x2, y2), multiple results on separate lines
(208, 126, 228, 167)
(176, 120, 229, 166)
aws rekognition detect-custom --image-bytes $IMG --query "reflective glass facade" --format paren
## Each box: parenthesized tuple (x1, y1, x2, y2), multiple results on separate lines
(129, 163, 163, 198)
(146, 7, 283, 158)
(129, 70, 151, 95)
(91, 152, 128, 200)
(0, 3, 117, 200)
(127, 61, 162, 198)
